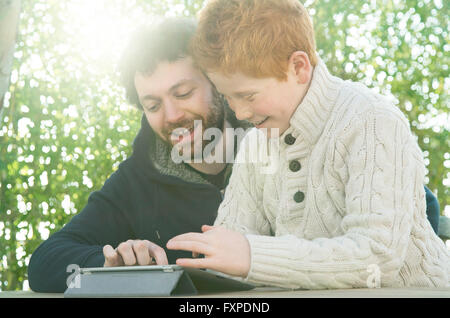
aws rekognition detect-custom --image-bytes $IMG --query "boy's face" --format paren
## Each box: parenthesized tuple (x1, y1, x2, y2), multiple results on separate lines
(207, 71, 302, 138)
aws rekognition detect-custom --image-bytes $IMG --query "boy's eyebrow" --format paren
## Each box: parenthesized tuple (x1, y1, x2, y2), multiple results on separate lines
(140, 79, 196, 101)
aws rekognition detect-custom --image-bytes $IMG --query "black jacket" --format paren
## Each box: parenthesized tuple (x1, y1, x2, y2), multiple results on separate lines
(28, 115, 441, 293)
(28, 116, 224, 292)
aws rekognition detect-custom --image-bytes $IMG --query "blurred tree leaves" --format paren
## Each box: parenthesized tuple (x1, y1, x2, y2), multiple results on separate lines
(311, 0, 449, 210)
(0, 0, 448, 290)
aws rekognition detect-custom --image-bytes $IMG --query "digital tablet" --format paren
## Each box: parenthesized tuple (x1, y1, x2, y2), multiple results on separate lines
(64, 264, 255, 297)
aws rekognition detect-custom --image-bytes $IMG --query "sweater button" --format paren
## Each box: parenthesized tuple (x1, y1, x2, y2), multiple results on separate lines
(289, 160, 301, 172)
(284, 134, 296, 145)
(294, 191, 305, 203)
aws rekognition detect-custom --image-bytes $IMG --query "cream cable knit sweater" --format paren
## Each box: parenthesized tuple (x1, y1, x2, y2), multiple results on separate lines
(214, 58, 450, 289)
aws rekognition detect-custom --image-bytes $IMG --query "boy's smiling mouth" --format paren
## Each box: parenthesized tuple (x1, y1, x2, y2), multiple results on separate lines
(252, 117, 269, 127)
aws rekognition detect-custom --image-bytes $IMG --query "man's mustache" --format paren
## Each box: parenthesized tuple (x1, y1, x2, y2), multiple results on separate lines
(163, 118, 204, 138)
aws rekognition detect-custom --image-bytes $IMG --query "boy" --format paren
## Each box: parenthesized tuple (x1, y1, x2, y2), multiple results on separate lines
(167, 0, 449, 289)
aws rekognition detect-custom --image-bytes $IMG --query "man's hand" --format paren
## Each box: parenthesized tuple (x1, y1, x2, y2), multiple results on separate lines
(166, 225, 251, 277)
(103, 240, 169, 267)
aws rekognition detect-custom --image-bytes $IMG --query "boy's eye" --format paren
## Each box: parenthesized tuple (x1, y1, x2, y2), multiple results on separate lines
(245, 93, 256, 101)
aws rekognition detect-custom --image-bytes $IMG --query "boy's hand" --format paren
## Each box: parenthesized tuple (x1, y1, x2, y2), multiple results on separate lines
(103, 240, 169, 267)
(166, 225, 251, 277)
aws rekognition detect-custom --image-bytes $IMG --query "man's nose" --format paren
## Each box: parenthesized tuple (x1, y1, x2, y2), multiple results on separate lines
(164, 100, 185, 124)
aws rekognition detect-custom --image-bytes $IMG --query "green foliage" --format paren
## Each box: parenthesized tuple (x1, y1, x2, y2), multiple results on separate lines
(0, 0, 448, 291)
(312, 0, 449, 211)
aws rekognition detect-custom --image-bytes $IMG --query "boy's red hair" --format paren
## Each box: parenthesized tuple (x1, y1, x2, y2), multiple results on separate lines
(191, 0, 318, 80)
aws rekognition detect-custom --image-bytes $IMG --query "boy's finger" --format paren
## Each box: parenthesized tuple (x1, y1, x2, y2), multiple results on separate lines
(168, 232, 208, 243)
(175, 257, 212, 269)
(166, 240, 212, 255)
(201, 225, 215, 232)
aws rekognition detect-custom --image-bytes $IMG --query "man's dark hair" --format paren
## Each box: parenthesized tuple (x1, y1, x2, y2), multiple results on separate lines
(118, 18, 197, 110)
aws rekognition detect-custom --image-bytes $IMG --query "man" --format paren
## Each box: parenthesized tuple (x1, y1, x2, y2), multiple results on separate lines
(28, 18, 440, 293)
(27, 18, 248, 293)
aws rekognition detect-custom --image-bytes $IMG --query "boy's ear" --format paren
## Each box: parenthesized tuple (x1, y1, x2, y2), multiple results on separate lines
(288, 51, 312, 85)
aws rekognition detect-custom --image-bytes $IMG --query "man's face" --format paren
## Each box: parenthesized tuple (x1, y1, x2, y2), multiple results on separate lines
(134, 57, 225, 154)
(207, 71, 301, 138)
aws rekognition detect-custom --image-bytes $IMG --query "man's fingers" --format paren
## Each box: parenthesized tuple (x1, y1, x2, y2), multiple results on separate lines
(117, 240, 137, 266)
(103, 245, 115, 259)
(144, 240, 169, 265)
(132, 240, 152, 265)
(103, 245, 124, 267)
(105, 240, 169, 267)
(129, 240, 168, 265)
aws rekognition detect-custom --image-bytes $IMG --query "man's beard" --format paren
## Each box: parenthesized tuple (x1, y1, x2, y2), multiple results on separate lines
(160, 90, 226, 160)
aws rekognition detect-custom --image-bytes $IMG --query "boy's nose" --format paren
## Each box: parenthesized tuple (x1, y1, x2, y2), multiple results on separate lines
(234, 106, 254, 121)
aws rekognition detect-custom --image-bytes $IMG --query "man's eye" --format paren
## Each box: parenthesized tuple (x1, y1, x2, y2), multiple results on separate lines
(146, 104, 160, 112)
(175, 89, 195, 99)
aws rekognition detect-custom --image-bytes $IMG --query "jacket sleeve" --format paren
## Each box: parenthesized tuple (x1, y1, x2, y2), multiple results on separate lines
(424, 186, 440, 234)
(27, 165, 135, 293)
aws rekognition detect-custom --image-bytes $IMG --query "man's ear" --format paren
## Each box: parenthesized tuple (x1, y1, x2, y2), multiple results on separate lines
(288, 51, 312, 85)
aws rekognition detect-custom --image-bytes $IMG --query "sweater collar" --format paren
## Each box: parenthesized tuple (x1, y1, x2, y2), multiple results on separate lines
(280, 57, 344, 147)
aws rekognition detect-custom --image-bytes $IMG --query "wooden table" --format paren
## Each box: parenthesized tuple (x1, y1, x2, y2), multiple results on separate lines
(1, 287, 449, 298)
